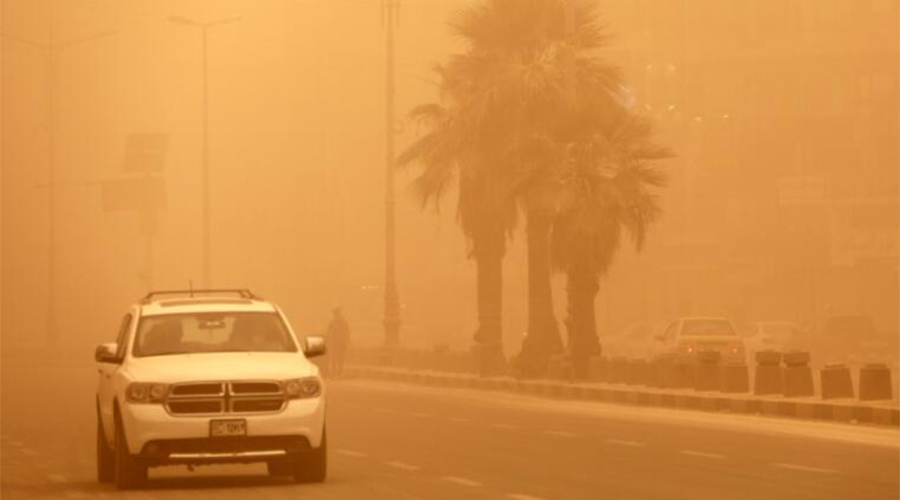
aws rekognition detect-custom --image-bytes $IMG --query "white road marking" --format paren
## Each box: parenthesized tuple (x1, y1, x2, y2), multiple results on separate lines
(542, 430, 575, 438)
(47, 473, 67, 483)
(772, 463, 837, 474)
(335, 449, 368, 458)
(491, 423, 520, 431)
(441, 475, 482, 487)
(20, 448, 39, 457)
(374, 408, 397, 414)
(606, 439, 646, 447)
(680, 450, 725, 460)
(383, 461, 421, 471)
(448, 417, 471, 423)
(410, 412, 431, 418)
(507, 493, 548, 500)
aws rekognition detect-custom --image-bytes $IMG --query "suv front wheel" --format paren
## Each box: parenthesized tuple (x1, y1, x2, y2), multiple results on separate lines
(114, 408, 147, 490)
(96, 411, 114, 483)
(293, 427, 327, 483)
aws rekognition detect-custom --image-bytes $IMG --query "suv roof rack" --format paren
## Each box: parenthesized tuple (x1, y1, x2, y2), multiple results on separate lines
(142, 289, 262, 302)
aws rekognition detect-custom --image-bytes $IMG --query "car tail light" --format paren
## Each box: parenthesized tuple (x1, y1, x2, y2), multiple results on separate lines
(283, 377, 321, 399)
(126, 382, 169, 404)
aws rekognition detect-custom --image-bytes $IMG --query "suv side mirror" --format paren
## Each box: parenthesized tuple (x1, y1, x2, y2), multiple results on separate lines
(95, 342, 120, 363)
(304, 336, 326, 358)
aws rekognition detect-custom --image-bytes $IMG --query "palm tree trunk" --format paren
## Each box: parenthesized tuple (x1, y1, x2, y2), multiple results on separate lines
(473, 228, 507, 376)
(566, 264, 601, 379)
(517, 210, 563, 377)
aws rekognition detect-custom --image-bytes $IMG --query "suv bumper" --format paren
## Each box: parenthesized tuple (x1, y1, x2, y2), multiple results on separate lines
(120, 397, 325, 459)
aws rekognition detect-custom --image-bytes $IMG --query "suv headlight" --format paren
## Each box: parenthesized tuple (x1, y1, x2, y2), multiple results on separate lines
(126, 382, 169, 404)
(283, 377, 321, 399)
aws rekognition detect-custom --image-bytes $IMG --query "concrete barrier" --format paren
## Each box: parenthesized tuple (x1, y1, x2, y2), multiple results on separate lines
(695, 351, 721, 391)
(588, 356, 607, 382)
(754, 350, 783, 396)
(609, 357, 628, 384)
(821, 364, 854, 400)
(783, 351, 814, 398)
(859, 363, 894, 401)
(720, 363, 750, 393)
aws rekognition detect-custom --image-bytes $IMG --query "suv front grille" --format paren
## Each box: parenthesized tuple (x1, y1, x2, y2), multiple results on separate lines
(165, 381, 285, 416)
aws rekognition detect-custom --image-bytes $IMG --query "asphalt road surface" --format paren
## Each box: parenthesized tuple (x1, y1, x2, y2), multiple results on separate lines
(1, 354, 898, 500)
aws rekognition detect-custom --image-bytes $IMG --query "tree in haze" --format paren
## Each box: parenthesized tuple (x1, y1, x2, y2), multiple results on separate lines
(397, 90, 518, 376)
(551, 110, 669, 379)
(400, 0, 667, 377)
(445, 0, 629, 377)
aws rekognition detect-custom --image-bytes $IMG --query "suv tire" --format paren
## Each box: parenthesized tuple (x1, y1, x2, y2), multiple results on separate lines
(293, 427, 327, 483)
(96, 413, 115, 483)
(114, 409, 147, 490)
(267, 459, 293, 477)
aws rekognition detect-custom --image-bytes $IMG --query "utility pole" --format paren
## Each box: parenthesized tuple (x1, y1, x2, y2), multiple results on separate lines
(382, 0, 401, 348)
(168, 15, 241, 288)
(1, 6, 116, 345)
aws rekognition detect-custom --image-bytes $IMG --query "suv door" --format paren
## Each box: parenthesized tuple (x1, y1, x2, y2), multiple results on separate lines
(98, 313, 132, 435)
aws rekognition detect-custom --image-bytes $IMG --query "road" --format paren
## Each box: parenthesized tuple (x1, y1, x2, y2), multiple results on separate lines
(1, 354, 898, 499)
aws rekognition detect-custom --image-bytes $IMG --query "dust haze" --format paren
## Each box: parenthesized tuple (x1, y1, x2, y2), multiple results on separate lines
(1, 0, 898, 498)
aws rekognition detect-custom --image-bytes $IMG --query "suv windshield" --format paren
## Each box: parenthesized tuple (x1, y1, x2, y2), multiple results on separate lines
(681, 319, 736, 337)
(133, 312, 297, 357)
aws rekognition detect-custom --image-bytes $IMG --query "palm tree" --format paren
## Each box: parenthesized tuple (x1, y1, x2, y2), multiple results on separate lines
(397, 99, 517, 376)
(552, 111, 669, 378)
(446, 0, 625, 378)
(400, 0, 640, 377)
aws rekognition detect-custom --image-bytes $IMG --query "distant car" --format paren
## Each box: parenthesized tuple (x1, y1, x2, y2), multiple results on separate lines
(95, 289, 328, 490)
(653, 317, 745, 364)
(742, 321, 803, 360)
(602, 321, 664, 359)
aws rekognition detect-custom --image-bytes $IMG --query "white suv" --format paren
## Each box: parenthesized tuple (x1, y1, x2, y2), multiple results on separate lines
(95, 289, 327, 489)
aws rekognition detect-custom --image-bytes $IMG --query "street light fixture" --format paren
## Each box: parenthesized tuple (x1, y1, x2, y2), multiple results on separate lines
(168, 14, 242, 288)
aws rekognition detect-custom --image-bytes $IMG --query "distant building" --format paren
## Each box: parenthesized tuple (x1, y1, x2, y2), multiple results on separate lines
(600, 0, 899, 337)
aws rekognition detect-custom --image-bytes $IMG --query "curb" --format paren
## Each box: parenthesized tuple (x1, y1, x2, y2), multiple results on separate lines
(344, 365, 899, 428)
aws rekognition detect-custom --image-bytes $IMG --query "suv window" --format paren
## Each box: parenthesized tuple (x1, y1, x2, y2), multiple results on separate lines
(133, 312, 297, 357)
(115, 314, 132, 359)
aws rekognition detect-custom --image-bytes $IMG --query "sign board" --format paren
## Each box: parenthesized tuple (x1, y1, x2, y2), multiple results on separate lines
(123, 133, 167, 173)
(102, 177, 166, 212)
(777, 176, 826, 206)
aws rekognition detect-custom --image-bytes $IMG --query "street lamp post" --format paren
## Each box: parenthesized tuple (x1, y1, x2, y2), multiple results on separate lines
(382, 0, 401, 348)
(168, 15, 241, 288)
(1, 19, 116, 346)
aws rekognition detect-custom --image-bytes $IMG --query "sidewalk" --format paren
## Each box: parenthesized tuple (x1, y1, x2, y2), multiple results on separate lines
(345, 365, 900, 428)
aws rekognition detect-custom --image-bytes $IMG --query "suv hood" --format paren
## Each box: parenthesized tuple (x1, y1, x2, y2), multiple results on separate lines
(124, 352, 315, 383)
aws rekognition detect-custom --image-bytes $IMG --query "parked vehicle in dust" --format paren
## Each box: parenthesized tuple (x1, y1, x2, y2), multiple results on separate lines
(94, 289, 327, 490)
(653, 317, 745, 363)
(602, 321, 665, 359)
(742, 321, 803, 360)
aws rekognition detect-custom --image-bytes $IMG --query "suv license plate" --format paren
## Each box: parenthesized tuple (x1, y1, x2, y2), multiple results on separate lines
(210, 419, 247, 437)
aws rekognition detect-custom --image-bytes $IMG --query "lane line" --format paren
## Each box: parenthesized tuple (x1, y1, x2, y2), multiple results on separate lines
(335, 449, 369, 458)
(47, 473, 68, 483)
(772, 463, 837, 474)
(410, 412, 431, 418)
(383, 461, 421, 471)
(542, 430, 575, 438)
(679, 450, 725, 460)
(441, 475, 482, 487)
(448, 417, 471, 424)
(606, 439, 646, 447)
(507, 493, 549, 500)
(491, 423, 520, 431)
(20, 448, 39, 457)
